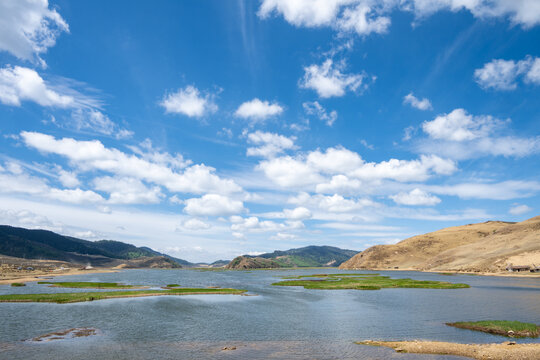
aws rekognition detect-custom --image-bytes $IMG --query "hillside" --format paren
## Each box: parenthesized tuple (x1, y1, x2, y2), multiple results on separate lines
(226, 245, 358, 269)
(340, 216, 540, 273)
(225, 256, 283, 269)
(0, 225, 189, 268)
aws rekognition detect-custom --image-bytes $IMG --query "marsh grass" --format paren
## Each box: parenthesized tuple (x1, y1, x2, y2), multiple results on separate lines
(273, 274, 469, 290)
(447, 320, 539, 337)
(37, 281, 143, 289)
(0, 287, 247, 303)
(10, 283, 25, 287)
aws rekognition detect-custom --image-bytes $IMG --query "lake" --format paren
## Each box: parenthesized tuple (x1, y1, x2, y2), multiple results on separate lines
(1, 269, 539, 359)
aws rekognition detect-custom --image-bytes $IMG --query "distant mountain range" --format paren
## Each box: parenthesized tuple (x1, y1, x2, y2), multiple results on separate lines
(225, 245, 358, 269)
(0, 225, 192, 267)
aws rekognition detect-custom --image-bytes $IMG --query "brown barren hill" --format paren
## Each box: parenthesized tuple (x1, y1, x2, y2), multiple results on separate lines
(340, 216, 540, 273)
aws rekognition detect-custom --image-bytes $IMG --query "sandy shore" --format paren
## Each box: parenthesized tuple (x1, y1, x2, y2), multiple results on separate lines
(358, 340, 540, 360)
(0, 268, 118, 285)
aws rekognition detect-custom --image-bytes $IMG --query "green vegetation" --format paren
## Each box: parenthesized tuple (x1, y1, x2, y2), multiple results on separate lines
(0, 287, 247, 303)
(281, 273, 380, 279)
(37, 281, 144, 289)
(447, 320, 539, 338)
(272, 273, 469, 290)
(10, 282, 25, 287)
(166, 284, 180, 287)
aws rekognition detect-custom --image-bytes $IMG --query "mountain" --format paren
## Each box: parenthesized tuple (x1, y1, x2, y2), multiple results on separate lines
(340, 216, 540, 273)
(0, 225, 189, 267)
(226, 245, 358, 269)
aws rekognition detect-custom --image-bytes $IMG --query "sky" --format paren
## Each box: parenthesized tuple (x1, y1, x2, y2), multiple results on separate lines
(0, 0, 539, 263)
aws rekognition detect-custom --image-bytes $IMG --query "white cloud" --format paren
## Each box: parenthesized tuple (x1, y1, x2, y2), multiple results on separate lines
(0, 65, 131, 138)
(283, 207, 312, 220)
(181, 218, 211, 230)
(300, 59, 368, 98)
(258, 0, 391, 36)
(21, 131, 242, 195)
(160, 85, 217, 117)
(428, 181, 540, 200)
(474, 56, 540, 90)
(351, 154, 456, 182)
(288, 192, 377, 214)
(0, 0, 69, 66)
(184, 194, 244, 216)
(47, 188, 104, 204)
(307, 147, 364, 174)
(419, 108, 540, 159)
(234, 98, 283, 122)
(57, 167, 80, 188)
(230, 216, 303, 233)
(303, 101, 338, 126)
(257, 156, 324, 188)
(509, 204, 533, 215)
(259, 1, 540, 37)
(0, 66, 74, 107)
(390, 188, 441, 206)
(422, 108, 504, 142)
(410, 0, 540, 29)
(403, 92, 432, 110)
(246, 131, 297, 158)
(93, 176, 164, 204)
(315, 174, 362, 195)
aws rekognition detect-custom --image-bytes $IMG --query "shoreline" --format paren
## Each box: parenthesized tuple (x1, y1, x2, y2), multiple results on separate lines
(342, 267, 540, 278)
(0, 268, 118, 285)
(358, 340, 540, 360)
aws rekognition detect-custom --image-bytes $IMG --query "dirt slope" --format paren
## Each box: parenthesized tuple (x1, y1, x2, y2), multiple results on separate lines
(340, 216, 540, 273)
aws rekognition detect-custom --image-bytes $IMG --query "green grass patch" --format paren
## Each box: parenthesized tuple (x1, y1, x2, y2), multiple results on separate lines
(10, 283, 25, 287)
(0, 287, 247, 304)
(37, 281, 143, 289)
(166, 284, 180, 287)
(280, 273, 380, 279)
(272, 274, 469, 290)
(447, 320, 539, 338)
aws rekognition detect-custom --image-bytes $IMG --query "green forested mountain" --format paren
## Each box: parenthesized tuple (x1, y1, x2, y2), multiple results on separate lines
(0, 225, 191, 266)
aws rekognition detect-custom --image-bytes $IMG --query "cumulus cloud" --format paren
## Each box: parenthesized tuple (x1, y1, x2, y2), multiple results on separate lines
(303, 101, 338, 126)
(259, 1, 540, 37)
(289, 192, 377, 213)
(93, 176, 164, 204)
(246, 131, 297, 158)
(160, 85, 217, 117)
(315, 175, 362, 195)
(21, 131, 242, 195)
(509, 204, 532, 215)
(0, 0, 69, 66)
(230, 216, 303, 234)
(300, 59, 369, 98)
(390, 188, 441, 206)
(184, 194, 244, 216)
(474, 56, 540, 90)
(419, 108, 540, 159)
(258, 0, 391, 36)
(259, 146, 455, 189)
(181, 218, 211, 230)
(234, 98, 283, 122)
(422, 108, 504, 142)
(403, 92, 432, 110)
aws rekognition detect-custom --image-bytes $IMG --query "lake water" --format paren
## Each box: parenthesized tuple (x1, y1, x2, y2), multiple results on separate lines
(1, 269, 539, 359)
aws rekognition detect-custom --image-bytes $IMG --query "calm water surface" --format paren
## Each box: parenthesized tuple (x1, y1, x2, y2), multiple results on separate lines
(1, 269, 539, 359)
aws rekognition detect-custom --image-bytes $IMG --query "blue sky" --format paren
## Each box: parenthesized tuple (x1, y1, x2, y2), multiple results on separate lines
(0, 0, 539, 262)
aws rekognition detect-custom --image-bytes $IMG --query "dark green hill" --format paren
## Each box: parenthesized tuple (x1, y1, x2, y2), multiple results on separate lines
(226, 245, 359, 269)
(0, 225, 191, 267)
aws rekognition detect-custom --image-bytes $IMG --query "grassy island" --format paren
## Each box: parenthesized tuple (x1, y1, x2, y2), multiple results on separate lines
(37, 281, 145, 289)
(447, 320, 539, 338)
(272, 273, 469, 290)
(0, 287, 247, 303)
(10, 282, 25, 287)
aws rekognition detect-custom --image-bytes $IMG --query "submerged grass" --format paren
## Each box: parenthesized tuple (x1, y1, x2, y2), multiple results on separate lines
(447, 320, 539, 338)
(273, 273, 469, 290)
(37, 281, 143, 289)
(10, 283, 25, 287)
(0, 287, 247, 304)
